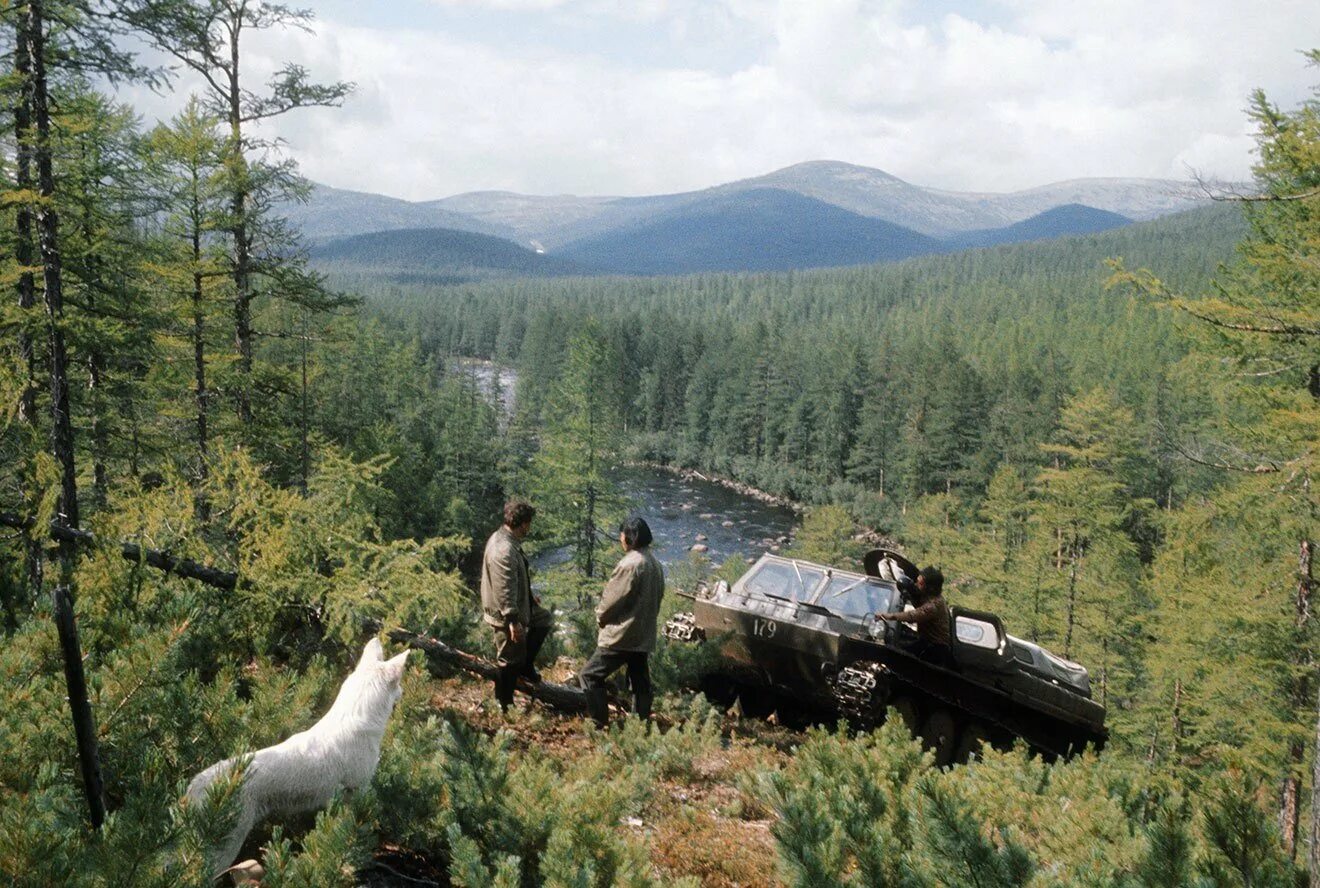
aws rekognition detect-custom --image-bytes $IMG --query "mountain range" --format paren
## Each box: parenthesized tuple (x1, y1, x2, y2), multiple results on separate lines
(294, 160, 1215, 279)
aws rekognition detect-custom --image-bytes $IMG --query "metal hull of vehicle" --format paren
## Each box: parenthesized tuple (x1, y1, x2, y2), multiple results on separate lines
(676, 554, 1108, 760)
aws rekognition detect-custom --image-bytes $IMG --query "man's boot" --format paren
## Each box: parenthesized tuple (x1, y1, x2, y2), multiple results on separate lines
(633, 691, 653, 722)
(584, 687, 610, 729)
(495, 666, 518, 713)
(522, 625, 550, 683)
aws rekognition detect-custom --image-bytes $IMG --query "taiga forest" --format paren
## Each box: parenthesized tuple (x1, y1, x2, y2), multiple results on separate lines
(1, 2, 1319, 886)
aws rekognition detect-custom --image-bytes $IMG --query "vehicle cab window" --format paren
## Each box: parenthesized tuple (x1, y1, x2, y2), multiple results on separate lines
(814, 574, 895, 619)
(741, 558, 825, 602)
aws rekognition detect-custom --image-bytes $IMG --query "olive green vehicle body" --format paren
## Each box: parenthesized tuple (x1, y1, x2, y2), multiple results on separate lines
(666, 552, 1107, 762)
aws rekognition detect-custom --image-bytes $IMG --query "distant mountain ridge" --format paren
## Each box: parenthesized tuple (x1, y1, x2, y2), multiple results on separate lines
(308, 197, 1141, 280)
(281, 183, 517, 243)
(296, 161, 1231, 279)
(289, 160, 1211, 251)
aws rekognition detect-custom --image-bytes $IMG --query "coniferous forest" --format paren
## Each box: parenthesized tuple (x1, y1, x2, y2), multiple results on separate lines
(1, 1, 1319, 884)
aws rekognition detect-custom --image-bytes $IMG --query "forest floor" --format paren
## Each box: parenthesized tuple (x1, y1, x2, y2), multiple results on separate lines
(362, 656, 799, 888)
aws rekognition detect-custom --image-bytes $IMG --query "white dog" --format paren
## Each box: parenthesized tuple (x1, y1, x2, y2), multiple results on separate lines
(187, 638, 410, 875)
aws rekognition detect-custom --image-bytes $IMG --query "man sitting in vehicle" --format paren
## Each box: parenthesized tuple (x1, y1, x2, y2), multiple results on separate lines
(877, 566, 952, 666)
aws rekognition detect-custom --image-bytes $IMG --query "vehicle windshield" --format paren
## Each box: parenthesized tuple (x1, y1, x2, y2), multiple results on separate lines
(814, 574, 895, 619)
(742, 559, 825, 602)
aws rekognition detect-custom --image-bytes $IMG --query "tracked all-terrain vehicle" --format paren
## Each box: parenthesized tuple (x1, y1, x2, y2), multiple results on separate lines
(662, 550, 1106, 764)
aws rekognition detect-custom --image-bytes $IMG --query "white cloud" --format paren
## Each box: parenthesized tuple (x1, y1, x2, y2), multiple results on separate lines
(117, 0, 1320, 199)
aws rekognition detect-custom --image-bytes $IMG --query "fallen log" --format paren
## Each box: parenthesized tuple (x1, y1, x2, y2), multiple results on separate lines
(389, 628, 591, 713)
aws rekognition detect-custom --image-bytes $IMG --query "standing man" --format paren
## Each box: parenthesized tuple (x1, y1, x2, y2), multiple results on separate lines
(580, 517, 665, 728)
(481, 500, 554, 713)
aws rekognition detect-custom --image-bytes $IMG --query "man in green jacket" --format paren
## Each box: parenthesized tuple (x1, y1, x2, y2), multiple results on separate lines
(579, 517, 665, 728)
(480, 500, 554, 712)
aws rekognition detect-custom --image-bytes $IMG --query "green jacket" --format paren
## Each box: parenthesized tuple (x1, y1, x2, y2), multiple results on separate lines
(480, 526, 530, 629)
(596, 548, 665, 653)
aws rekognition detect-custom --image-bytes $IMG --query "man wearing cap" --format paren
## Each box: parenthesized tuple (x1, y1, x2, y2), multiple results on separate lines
(878, 566, 952, 666)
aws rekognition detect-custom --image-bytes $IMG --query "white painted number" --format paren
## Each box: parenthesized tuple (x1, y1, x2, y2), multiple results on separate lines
(753, 618, 779, 638)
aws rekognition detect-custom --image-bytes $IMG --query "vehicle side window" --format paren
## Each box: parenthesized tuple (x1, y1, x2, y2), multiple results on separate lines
(954, 615, 1001, 650)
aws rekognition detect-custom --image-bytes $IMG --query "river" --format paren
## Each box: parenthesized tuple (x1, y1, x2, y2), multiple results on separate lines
(613, 466, 796, 568)
(452, 357, 799, 567)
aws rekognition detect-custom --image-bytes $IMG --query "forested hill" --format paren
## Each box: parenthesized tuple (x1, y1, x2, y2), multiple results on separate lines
(947, 203, 1132, 249)
(310, 226, 586, 282)
(558, 187, 944, 274)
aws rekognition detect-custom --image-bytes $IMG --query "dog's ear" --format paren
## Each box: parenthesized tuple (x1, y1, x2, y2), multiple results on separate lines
(383, 649, 410, 682)
(357, 637, 384, 670)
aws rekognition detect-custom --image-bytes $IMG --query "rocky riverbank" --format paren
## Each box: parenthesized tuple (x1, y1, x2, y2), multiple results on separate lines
(632, 462, 805, 514)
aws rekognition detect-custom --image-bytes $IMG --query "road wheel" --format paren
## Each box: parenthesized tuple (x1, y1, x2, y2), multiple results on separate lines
(920, 707, 958, 767)
(887, 695, 921, 737)
(736, 684, 775, 719)
(699, 675, 739, 711)
(954, 721, 994, 764)
(772, 692, 815, 730)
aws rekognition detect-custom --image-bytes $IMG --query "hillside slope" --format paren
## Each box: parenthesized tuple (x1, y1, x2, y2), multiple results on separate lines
(948, 204, 1133, 249)
(558, 188, 942, 274)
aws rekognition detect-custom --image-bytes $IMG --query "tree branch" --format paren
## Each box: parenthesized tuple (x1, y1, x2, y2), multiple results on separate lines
(1175, 304, 1320, 337)
(0, 511, 239, 590)
(1167, 440, 1281, 474)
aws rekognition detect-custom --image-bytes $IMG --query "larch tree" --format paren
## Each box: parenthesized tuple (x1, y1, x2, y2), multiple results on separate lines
(1030, 389, 1146, 707)
(134, 0, 351, 429)
(140, 98, 229, 494)
(530, 323, 625, 581)
(1116, 49, 1320, 861)
(4, 0, 159, 832)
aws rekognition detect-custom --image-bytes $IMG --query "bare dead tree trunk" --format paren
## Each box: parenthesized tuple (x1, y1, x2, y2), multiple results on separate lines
(29, 0, 77, 558)
(14, 7, 42, 602)
(0, 511, 241, 591)
(26, 0, 105, 830)
(52, 585, 106, 829)
(226, 42, 253, 427)
(390, 628, 604, 714)
(1281, 538, 1314, 858)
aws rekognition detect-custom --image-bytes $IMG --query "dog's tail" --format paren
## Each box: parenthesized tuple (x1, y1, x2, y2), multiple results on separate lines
(185, 756, 236, 805)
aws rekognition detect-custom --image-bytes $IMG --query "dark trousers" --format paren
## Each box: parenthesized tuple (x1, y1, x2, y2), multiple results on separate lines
(491, 622, 551, 710)
(579, 648, 652, 727)
(912, 637, 954, 669)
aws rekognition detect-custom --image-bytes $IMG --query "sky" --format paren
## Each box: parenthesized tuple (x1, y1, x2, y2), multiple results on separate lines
(117, 0, 1320, 201)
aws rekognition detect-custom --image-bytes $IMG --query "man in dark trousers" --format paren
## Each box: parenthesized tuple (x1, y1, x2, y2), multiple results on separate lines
(878, 566, 952, 666)
(480, 500, 554, 712)
(580, 517, 665, 728)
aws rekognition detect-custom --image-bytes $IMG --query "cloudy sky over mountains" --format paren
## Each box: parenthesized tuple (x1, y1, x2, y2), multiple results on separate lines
(121, 0, 1319, 200)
